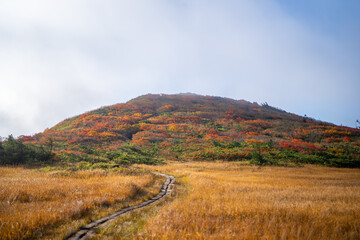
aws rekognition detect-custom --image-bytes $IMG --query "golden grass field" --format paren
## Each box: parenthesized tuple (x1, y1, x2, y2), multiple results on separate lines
(129, 162, 360, 240)
(1, 162, 360, 240)
(0, 167, 161, 240)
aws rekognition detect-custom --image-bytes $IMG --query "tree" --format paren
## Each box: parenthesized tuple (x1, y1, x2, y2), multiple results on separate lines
(36, 138, 55, 162)
(1, 135, 28, 164)
(0, 135, 55, 165)
(0, 140, 4, 160)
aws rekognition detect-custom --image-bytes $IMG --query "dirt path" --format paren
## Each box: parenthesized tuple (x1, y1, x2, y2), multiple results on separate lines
(64, 173, 175, 240)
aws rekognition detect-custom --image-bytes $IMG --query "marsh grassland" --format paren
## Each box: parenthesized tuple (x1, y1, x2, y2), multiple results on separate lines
(0, 167, 161, 240)
(137, 162, 360, 240)
(1, 163, 359, 240)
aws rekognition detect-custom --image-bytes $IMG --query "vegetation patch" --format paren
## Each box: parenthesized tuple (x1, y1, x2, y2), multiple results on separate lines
(0, 166, 161, 240)
(8, 94, 357, 168)
(137, 162, 360, 239)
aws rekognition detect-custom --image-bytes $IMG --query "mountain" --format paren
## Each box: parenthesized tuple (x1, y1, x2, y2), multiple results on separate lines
(23, 93, 360, 167)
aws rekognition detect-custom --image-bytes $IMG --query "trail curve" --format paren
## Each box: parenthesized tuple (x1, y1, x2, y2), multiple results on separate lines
(65, 173, 175, 240)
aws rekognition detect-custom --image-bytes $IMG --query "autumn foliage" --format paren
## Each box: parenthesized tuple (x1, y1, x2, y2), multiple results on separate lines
(8, 93, 359, 168)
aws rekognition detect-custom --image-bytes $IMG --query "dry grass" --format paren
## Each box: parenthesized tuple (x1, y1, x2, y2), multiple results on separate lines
(2, 163, 359, 240)
(0, 167, 159, 240)
(136, 162, 360, 240)
(92, 171, 189, 240)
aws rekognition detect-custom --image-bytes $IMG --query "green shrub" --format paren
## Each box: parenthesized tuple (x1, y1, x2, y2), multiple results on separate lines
(0, 135, 55, 165)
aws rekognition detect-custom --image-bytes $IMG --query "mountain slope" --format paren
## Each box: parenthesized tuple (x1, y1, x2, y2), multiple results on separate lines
(25, 93, 360, 167)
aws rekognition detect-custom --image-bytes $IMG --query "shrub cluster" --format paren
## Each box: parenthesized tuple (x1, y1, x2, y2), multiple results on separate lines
(0, 135, 55, 165)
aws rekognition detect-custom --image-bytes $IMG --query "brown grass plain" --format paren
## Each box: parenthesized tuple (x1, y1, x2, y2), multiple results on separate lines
(1, 162, 360, 240)
(0, 167, 161, 240)
(131, 162, 360, 240)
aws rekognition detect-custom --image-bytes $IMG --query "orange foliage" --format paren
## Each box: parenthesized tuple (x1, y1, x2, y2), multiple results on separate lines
(245, 139, 265, 145)
(246, 132, 259, 136)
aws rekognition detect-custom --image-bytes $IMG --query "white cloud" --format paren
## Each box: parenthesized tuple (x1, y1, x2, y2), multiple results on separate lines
(0, 0, 358, 136)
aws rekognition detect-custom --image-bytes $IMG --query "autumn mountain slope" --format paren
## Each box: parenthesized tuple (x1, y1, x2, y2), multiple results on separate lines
(22, 93, 360, 167)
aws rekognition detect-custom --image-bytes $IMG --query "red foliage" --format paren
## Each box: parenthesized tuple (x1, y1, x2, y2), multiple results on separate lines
(18, 135, 34, 142)
(279, 139, 324, 152)
(324, 137, 342, 143)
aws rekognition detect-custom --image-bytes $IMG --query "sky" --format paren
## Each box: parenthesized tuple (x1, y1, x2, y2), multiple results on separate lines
(0, 0, 359, 137)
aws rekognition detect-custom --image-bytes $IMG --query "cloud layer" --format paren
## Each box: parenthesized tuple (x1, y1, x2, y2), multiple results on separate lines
(0, 0, 359, 137)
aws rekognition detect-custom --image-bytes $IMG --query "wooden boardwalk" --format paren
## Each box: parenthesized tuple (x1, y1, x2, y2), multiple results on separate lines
(65, 173, 175, 240)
